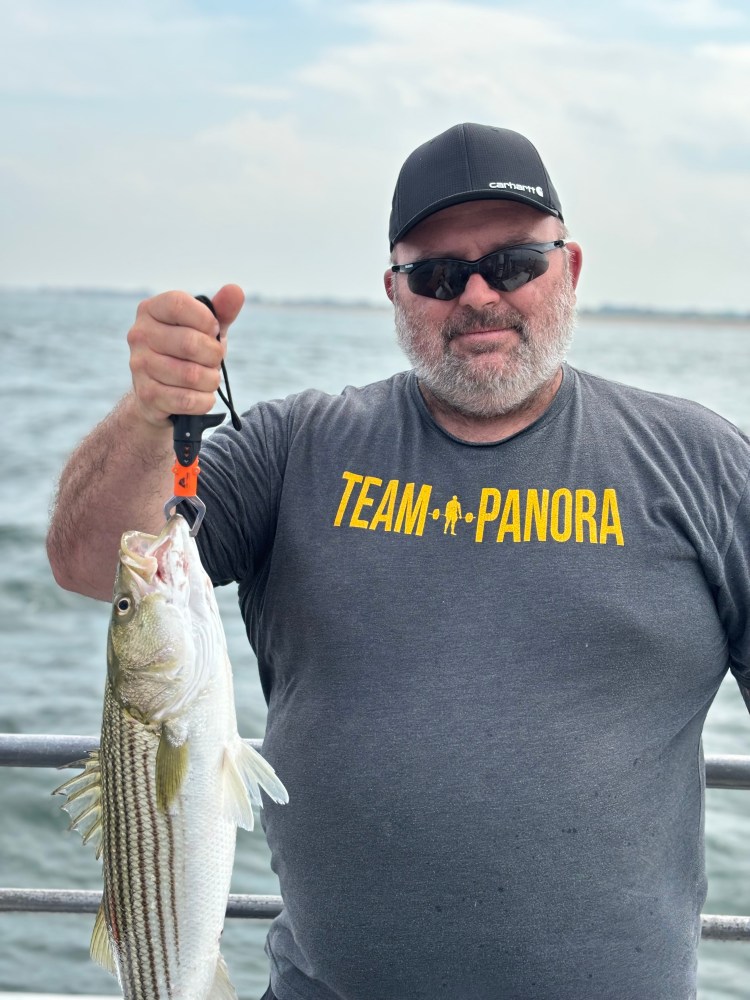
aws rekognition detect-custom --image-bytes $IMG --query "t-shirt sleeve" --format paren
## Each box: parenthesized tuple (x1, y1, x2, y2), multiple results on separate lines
(714, 467, 750, 706)
(187, 400, 290, 587)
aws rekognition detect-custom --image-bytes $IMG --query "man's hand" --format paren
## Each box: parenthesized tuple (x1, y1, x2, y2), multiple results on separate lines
(47, 283, 245, 599)
(128, 284, 245, 427)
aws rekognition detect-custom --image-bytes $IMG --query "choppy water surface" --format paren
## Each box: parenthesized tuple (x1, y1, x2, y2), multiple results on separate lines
(1, 291, 749, 998)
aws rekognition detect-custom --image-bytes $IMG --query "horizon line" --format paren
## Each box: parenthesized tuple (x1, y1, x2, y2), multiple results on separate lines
(0, 286, 748, 321)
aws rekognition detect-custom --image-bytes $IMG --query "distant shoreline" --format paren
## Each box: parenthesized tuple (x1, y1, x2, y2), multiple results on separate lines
(577, 310, 750, 327)
(1, 286, 748, 325)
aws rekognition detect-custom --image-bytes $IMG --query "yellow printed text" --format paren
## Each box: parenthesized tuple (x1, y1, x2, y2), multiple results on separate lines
(334, 471, 432, 537)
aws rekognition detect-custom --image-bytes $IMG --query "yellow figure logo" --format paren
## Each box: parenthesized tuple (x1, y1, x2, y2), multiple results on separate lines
(443, 495, 463, 536)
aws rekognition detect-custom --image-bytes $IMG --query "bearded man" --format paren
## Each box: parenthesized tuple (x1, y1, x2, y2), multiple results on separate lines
(48, 123, 750, 1000)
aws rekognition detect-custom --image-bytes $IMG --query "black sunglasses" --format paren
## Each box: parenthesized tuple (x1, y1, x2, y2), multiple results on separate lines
(391, 240, 566, 301)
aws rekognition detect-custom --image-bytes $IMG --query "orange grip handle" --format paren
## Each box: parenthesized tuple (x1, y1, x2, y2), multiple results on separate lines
(171, 457, 201, 498)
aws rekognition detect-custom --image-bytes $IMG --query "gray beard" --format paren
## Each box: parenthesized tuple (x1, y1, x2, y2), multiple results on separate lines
(394, 277, 577, 419)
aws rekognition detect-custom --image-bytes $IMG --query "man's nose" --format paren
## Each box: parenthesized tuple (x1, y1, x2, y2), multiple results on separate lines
(456, 272, 504, 309)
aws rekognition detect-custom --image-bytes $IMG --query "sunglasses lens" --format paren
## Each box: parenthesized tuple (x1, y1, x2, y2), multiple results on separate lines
(481, 249, 550, 293)
(406, 261, 468, 301)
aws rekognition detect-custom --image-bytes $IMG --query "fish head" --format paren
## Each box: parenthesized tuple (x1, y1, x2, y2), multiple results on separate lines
(107, 514, 211, 726)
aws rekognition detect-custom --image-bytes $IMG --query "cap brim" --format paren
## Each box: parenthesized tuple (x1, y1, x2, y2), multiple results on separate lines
(390, 189, 562, 249)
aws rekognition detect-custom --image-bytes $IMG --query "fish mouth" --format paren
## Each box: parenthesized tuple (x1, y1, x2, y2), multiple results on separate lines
(120, 516, 190, 594)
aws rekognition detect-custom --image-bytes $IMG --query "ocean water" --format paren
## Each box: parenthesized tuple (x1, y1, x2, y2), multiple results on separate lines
(0, 289, 749, 999)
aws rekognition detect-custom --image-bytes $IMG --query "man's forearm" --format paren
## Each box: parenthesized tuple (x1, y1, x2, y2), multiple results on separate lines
(47, 393, 174, 601)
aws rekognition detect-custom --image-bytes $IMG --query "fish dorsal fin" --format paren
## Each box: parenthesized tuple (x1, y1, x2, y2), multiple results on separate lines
(52, 751, 104, 858)
(90, 901, 118, 976)
(156, 734, 189, 813)
(222, 738, 289, 832)
(209, 952, 238, 1000)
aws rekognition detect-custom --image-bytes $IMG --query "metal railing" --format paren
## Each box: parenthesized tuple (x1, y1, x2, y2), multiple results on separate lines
(2, 733, 750, 941)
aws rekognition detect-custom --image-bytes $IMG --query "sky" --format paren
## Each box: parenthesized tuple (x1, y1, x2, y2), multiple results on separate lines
(1, 0, 749, 313)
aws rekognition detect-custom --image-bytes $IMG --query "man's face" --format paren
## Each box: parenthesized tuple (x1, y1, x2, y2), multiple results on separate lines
(386, 200, 582, 419)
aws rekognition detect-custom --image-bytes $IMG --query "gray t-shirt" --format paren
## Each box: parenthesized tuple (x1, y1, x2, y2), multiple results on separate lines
(195, 364, 750, 1000)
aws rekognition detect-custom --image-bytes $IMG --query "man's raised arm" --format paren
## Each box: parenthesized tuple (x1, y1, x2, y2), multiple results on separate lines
(46, 284, 245, 601)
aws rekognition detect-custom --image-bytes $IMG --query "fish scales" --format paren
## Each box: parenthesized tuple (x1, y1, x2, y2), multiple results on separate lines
(100, 679, 237, 999)
(101, 693, 176, 999)
(54, 514, 289, 1000)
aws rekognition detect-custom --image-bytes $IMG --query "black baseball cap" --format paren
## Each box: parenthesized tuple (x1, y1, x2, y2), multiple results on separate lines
(389, 123, 563, 249)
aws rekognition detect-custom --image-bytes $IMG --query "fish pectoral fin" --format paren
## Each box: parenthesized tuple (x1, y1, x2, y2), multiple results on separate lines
(52, 751, 104, 856)
(90, 901, 117, 976)
(208, 951, 238, 1000)
(156, 734, 189, 813)
(222, 739, 289, 832)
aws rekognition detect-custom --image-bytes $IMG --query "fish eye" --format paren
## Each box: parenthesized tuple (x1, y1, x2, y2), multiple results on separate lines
(114, 595, 132, 616)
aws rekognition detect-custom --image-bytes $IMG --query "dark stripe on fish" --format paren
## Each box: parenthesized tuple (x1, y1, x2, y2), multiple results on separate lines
(145, 735, 174, 1000)
(106, 704, 138, 997)
(167, 802, 179, 980)
(121, 714, 142, 999)
(138, 737, 160, 1000)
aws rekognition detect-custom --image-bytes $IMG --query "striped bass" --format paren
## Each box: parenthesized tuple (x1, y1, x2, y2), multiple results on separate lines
(54, 513, 288, 999)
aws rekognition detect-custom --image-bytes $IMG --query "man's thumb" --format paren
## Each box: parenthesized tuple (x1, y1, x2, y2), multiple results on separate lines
(211, 284, 245, 335)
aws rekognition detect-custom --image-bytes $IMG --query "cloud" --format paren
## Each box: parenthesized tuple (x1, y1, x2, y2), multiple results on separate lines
(215, 84, 293, 101)
(1, 0, 748, 311)
(631, 0, 747, 27)
(296, 2, 749, 138)
(284, 1, 750, 309)
(0, 0, 256, 98)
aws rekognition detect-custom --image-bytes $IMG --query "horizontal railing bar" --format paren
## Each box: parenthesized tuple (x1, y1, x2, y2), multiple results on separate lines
(704, 755, 750, 789)
(0, 888, 283, 920)
(0, 733, 262, 769)
(1, 734, 750, 788)
(701, 914, 750, 941)
(2, 888, 749, 940)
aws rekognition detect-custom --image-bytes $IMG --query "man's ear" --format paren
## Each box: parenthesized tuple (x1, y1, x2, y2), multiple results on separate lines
(384, 269, 396, 302)
(565, 242, 583, 291)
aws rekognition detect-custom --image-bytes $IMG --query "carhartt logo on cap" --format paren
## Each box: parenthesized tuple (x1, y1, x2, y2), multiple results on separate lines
(489, 181, 545, 198)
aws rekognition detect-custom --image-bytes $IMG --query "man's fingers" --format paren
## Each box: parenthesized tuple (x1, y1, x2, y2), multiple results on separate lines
(136, 379, 219, 419)
(139, 290, 222, 335)
(130, 322, 225, 368)
(134, 349, 223, 395)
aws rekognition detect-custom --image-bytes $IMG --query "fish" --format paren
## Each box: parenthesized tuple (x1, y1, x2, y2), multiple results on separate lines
(54, 513, 288, 1000)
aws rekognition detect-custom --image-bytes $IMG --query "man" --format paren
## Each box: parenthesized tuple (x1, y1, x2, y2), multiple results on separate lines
(47, 123, 750, 1000)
